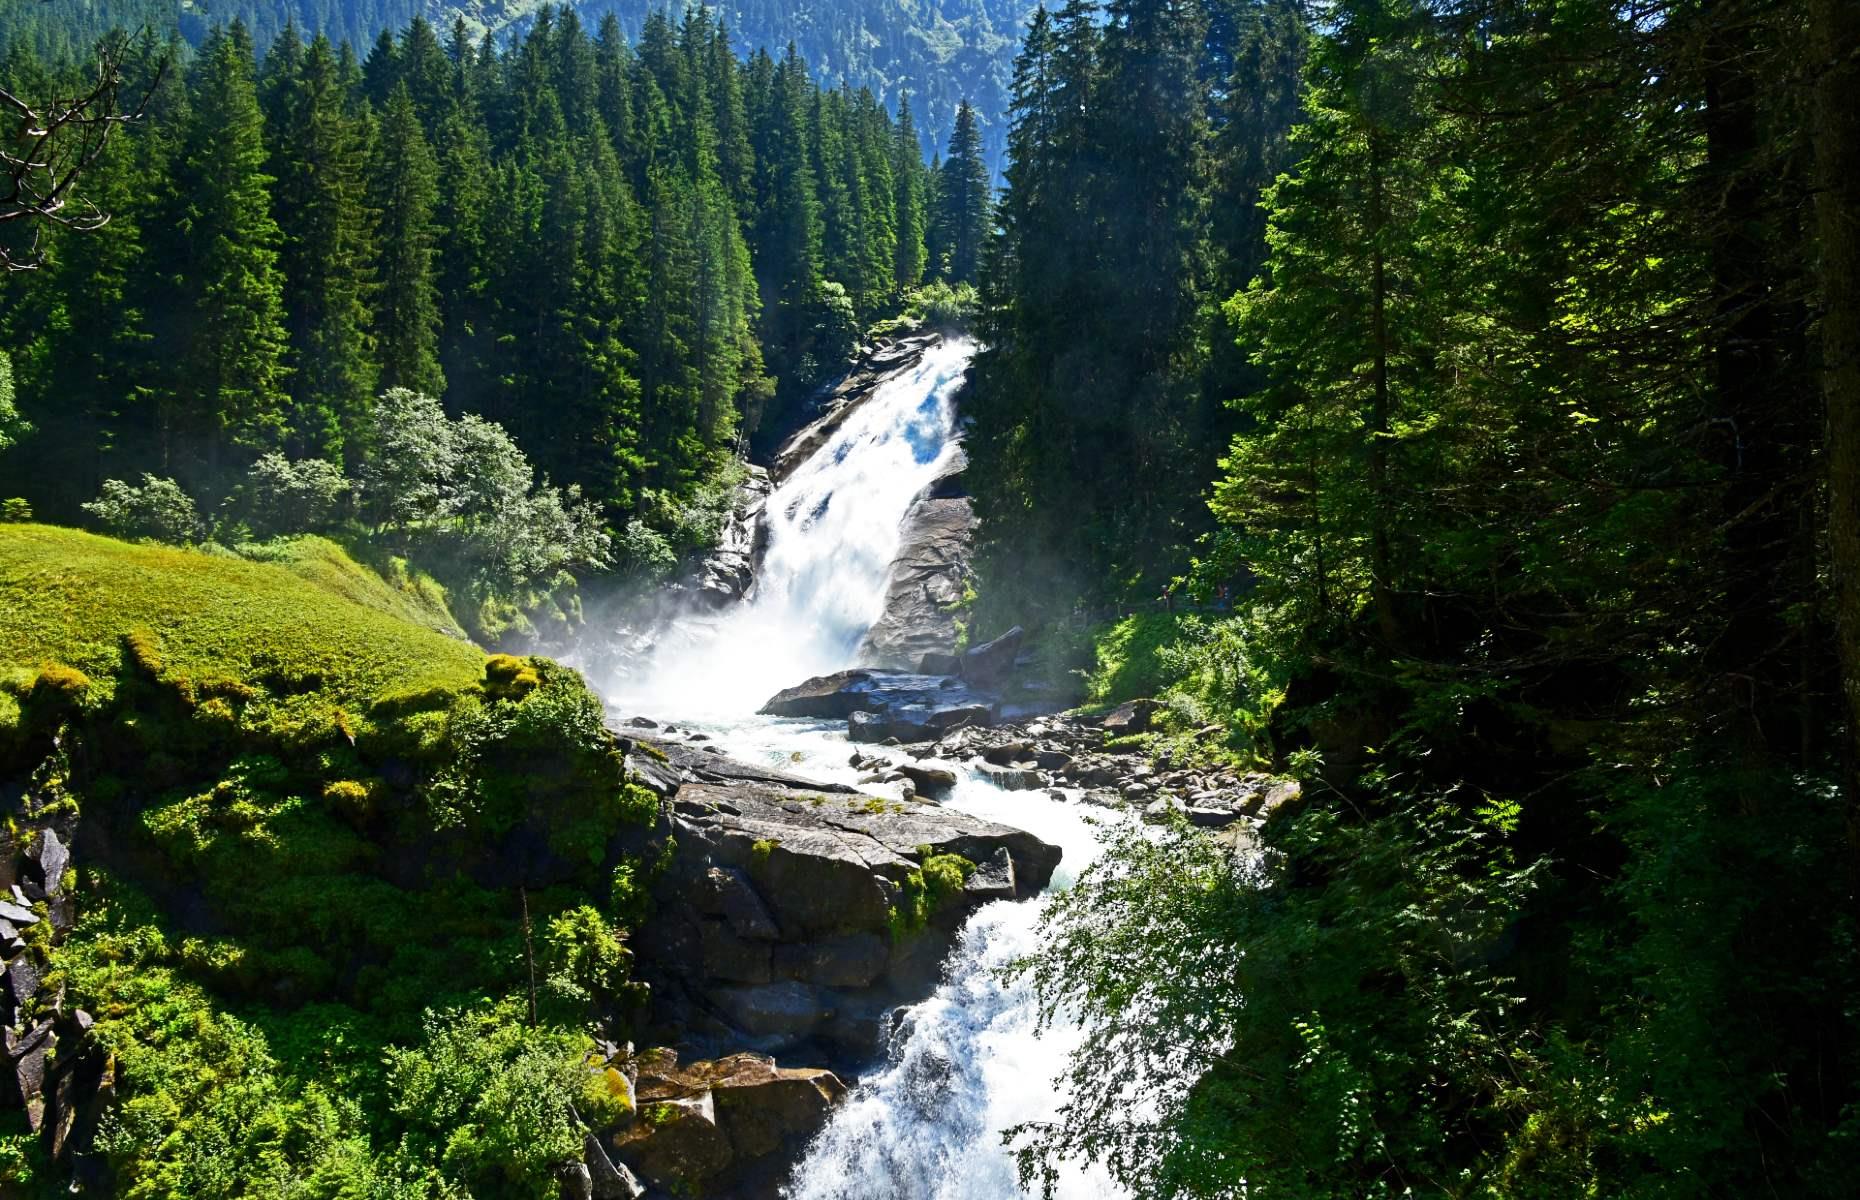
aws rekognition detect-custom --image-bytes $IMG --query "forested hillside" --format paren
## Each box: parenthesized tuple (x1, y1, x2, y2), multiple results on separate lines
(966, 0, 1860, 1197)
(0, 8, 993, 635)
(0, 0, 1036, 173)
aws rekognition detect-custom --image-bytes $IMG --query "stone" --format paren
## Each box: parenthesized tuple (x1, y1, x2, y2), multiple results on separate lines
(706, 1056, 846, 1160)
(1257, 779, 1303, 819)
(1184, 805, 1241, 829)
(708, 981, 831, 1040)
(1143, 799, 1182, 825)
(965, 847, 1017, 901)
(896, 763, 959, 796)
(918, 651, 963, 675)
(585, 1134, 645, 1200)
(961, 625, 1024, 686)
(772, 933, 889, 988)
(4, 956, 40, 1005)
(26, 830, 68, 897)
(0, 900, 37, 927)
(612, 1092, 733, 1189)
(626, 716, 659, 729)
(975, 762, 1044, 791)
(1102, 698, 1162, 736)
(556, 1161, 593, 1200)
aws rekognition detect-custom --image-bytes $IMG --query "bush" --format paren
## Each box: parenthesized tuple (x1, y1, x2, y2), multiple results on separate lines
(81, 474, 203, 543)
(0, 498, 31, 522)
(236, 453, 351, 536)
(904, 280, 978, 330)
(0, 349, 25, 452)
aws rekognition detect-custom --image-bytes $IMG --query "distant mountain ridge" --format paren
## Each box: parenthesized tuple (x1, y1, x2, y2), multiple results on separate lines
(0, 0, 1033, 172)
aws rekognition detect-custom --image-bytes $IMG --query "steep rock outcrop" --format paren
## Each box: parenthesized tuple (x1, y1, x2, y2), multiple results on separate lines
(630, 740, 1060, 1066)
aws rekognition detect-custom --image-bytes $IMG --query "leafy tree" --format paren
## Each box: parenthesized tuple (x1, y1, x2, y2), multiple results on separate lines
(81, 474, 202, 542)
(233, 452, 349, 535)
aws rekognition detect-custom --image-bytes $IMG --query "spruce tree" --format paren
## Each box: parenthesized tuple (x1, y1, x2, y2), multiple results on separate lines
(271, 34, 378, 463)
(934, 100, 990, 284)
(892, 91, 928, 291)
(371, 84, 445, 397)
(174, 25, 290, 479)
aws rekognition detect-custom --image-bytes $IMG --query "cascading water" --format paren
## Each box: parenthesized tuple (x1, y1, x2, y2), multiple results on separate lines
(612, 337, 974, 719)
(598, 335, 1123, 1199)
(783, 787, 1126, 1200)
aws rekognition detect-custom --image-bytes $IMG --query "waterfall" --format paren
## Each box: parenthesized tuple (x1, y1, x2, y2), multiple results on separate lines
(600, 335, 1123, 1199)
(611, 337, 973, 719)
(784, 790, 1126, 1200)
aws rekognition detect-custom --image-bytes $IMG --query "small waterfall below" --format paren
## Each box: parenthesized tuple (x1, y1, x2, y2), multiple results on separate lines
(784, 791, 1125, 1200)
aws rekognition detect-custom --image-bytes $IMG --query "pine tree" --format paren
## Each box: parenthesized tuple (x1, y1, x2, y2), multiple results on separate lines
(933, 100, 990, 284)
(371, 84, 445, 397)
(173, 24, 290, 479)
(271, 34, 378, 463)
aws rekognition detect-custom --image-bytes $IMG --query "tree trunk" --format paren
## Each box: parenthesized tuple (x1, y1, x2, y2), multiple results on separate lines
(1812, 0, 1860, 838)
(1366, 126, 1398, 644)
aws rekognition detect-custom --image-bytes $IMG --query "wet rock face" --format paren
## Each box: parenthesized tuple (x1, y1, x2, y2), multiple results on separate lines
(759, 669, 1000, 744)
(856, 495, 977, 670)
(608, 1049, 846, 1199)
(626, 733, 1060, 1070)
(770, 333, 948, 485)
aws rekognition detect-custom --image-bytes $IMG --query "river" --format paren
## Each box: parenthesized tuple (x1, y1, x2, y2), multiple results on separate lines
(590, 338, 1125, 1199)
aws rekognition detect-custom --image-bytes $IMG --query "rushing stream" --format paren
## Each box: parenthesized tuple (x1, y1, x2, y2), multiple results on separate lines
(591, 338, 1125, 1198)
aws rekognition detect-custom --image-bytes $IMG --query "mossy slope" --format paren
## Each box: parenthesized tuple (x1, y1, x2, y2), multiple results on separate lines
(0, 525, 662, 1198)
(0, 523, 481, 706)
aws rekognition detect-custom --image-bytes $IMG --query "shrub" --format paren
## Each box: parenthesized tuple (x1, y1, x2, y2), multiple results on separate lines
(0, 349, 25, 452)
(32, 662, 91, 702)
(235, 453, 351, 536)
(483, 654, 541, 701)
(904, 280, 979, 330)
(81, 474, 203, 543)
(0, 498, 31, 522)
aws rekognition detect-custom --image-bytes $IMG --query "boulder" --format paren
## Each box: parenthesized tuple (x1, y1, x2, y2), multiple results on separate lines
(965, 847, 1017, 901)
(615, 1051, 846, 1195)
(612, 1092, 733, 1189)
(961, 625, 1024, 686)
(26, 830, 68, 897)
(975, 762, 1044, 791)
(1102, 698, 1162, 736)
(896, 763, 959, 796)
(918, 651, 963, 675)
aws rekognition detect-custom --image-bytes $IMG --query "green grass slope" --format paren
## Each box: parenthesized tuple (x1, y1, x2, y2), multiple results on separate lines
(0, 524, 662, 1198)
(0, 524, 481, 706)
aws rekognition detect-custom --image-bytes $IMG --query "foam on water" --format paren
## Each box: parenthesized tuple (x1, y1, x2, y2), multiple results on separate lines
(592, 336, 1123, 1199)
(604, 337, 973, 720)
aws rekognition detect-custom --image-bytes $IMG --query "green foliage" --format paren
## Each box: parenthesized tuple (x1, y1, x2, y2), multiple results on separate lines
(4, 521, 664, 1196)
(385, 1001, 596, 1200)
(889, 848, 975, 937)
(0, 350, 25, 452)
(0, 498, 31, 523)
(231, 453, 351, 536)
(81, 475, 204, 544)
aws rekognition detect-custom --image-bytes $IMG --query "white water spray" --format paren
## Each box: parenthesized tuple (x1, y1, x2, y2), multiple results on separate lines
(610, 337, 973, 718)
(595, 335, 1124, 1199)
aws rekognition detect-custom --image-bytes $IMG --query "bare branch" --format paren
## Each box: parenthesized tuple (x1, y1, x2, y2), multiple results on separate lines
(1, 31, 166, 270)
